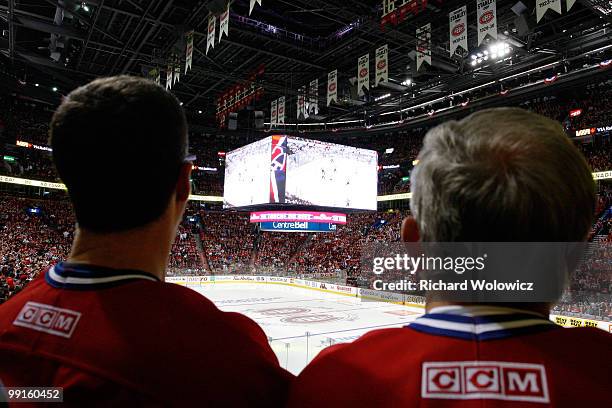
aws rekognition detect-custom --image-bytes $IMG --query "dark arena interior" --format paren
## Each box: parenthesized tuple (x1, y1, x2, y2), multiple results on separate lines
(0, 0, 611, 406)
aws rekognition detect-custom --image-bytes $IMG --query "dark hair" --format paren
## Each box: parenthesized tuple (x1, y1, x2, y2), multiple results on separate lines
(49, 75, 188, 232)
(411, 107, 596, 241)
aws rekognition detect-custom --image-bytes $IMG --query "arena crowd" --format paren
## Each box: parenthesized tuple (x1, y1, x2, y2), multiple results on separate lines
(1, 81, 611, 321)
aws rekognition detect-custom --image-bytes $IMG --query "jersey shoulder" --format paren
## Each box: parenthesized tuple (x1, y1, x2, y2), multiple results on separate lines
(288, 328, 413, 407)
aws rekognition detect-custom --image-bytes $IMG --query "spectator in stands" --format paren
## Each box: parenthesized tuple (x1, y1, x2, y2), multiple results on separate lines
(0, 75, 291, 406)
(288, 108, 611, 407)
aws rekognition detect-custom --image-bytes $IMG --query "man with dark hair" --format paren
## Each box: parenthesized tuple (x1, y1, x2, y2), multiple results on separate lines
(0, 76, 292, 406)
(288, 108, 611, 407)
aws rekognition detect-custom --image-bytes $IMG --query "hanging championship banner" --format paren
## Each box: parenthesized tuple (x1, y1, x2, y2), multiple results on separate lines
(277, 96, 285, 124)
(416, 24, 431, 71)
(449, 6, 468, 56)
(302, 86, 309, 119)
(357, 54, 370, 96)
(250, 0, 262, 15)
(206, 16, 216, 54)
(536, 0, 561, 22)
(477, 0, 497, 46)
(375, 45, 388, 86)
(219, 3, 229, 42)
(297, 86, 305, 119)
(174, 62, 180, 85)
(567, 0, 576, 11)
(271, 99, 278, 127)
(309, 79, 319, 115)
(327, 70, 337, 106)
(166, 64, 173, 90)
(185, 31, 194, 74)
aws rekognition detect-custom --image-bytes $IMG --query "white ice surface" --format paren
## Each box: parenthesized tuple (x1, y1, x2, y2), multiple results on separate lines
(191, 283, 423, 375)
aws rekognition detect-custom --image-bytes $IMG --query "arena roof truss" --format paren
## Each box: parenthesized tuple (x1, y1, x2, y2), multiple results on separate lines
(0, 0, 610, 127)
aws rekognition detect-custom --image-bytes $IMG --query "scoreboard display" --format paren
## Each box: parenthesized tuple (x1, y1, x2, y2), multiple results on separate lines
(223, 135, 378, 210)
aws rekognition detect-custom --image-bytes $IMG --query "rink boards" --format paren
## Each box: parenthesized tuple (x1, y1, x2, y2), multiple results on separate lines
(165, 275, 426, 308)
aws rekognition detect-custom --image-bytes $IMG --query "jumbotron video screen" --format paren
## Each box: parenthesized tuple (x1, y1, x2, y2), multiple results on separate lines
(223, 135, 378, 210)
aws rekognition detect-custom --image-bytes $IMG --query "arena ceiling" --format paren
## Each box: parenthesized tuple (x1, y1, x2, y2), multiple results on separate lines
(0, 0, 610, 128)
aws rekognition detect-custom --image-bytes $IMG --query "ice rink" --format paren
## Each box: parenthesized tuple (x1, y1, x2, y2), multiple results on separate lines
(192, 282, 424, 374)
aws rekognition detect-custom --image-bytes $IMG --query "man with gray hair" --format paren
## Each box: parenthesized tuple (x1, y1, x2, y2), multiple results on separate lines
(288, 108, 610, 407)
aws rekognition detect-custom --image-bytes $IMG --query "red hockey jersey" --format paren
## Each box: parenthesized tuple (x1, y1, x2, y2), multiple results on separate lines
(0, 262, 293, 407)
(288, 305, 611, 407)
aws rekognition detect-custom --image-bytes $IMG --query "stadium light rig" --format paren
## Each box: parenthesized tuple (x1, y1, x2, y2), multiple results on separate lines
(401, 78, 412, 86)
(375, 93, 391, 102)
(470, 42, 511, 66)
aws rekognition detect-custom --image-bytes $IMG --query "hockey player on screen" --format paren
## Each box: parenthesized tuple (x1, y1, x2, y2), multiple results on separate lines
(0, 76, 292, 406)
(288, 108, 611, 407)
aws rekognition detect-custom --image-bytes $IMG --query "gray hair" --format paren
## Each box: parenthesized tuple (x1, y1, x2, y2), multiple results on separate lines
(410, 107, 596, 242)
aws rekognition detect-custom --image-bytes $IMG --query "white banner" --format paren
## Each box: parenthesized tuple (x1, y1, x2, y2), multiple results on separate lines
(449, 6, 468, 56)
(416, 23, 431, 71)
(477, 0, 497, 46)
(357, 54, 370, 96)
(567, 0, 576, 11)
(277, 96, 285, 124)
(219, 3, 229, 42)
(270, 99, 277, 127)
(536, 0, 561, 22)
(375, 44, 388, 86)
(166, 64, 173, 90)
(303, 85, 310, 119)
(297, 85, 306, 119)
(309, 79, 319, 115)
(327, 70, 337, 106)
(249, 0, 262, 15)
(185, 31, 194, 74)
(206, 16, 216, 54)
(173, 63, 180, 84)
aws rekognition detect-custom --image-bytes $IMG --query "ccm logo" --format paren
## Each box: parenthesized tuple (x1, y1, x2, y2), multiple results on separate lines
(13, 301, 81, 338)
(422, 361, 549, 403)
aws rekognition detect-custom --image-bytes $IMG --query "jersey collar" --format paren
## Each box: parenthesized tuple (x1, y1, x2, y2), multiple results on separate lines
(45, 262, 159, 290)
(407, 305, 557, 341)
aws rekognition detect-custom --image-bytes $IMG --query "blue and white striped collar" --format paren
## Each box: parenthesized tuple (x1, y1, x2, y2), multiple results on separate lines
(407, 305, 557, 341)
(46, 262, 159, 290)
